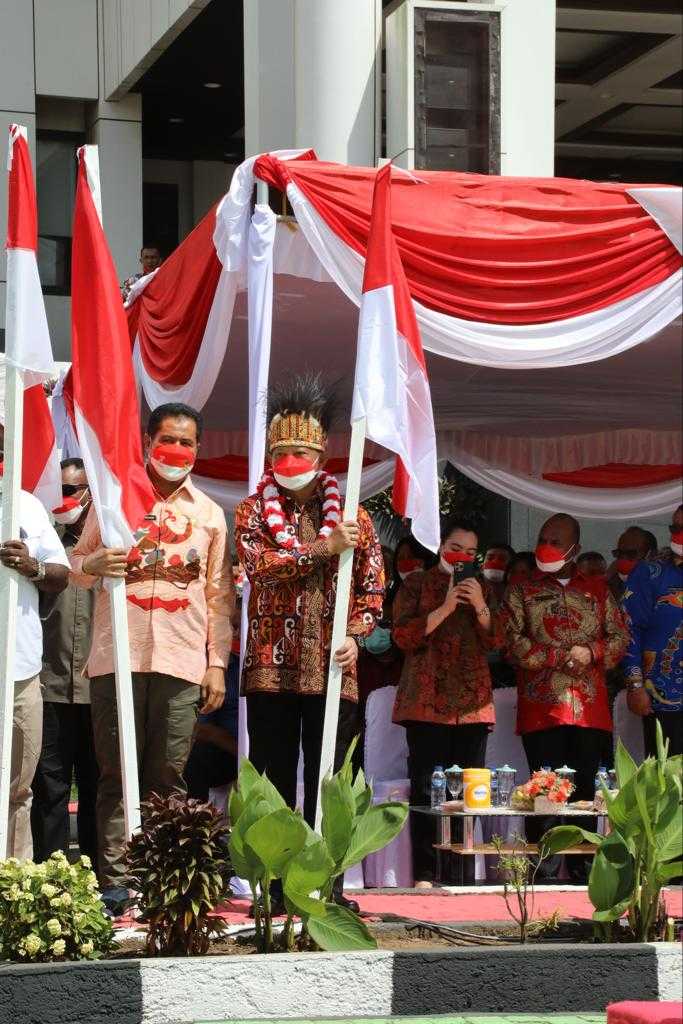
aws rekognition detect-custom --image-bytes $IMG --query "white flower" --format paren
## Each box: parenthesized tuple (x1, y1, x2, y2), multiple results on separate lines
(73, 912, 85, 925)
(50, 851, 67, 863)
(46, 918, 62, 936)
(79, 855, 92, 869)
(50, 896, 63, 908)
(22, 876, 32, 891)
(60, 892, 72, 907)
(8, 884, 21, 901)
(52, 939, 66, 956)
(23, 934, 42, 956)
(80, 941, 94, 956)
(40, 883, 58, 898)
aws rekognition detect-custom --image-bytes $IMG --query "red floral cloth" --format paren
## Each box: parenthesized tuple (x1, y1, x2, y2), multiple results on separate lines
(499, 568, 630, 735)
(235, 487, 384, 701)
(392, 566, 497, 726)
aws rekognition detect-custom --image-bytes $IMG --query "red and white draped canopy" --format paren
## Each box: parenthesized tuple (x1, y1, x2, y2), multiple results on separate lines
(119, 152, 681, 518)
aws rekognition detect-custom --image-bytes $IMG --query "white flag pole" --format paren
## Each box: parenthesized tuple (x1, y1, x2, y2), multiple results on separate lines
(314, 414, 366, 831)
(0, 361, 24, 857)
(81, 145, 141, 839)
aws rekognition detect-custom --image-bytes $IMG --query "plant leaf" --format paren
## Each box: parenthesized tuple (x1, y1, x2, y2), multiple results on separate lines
(614, 739, 637, 790)
(340, 802, 408, 872)
(588, 831, 635, 915)
(245, 808, 307, 879)
(592, 896, 632, 923)
(236, 759, 263, 800)
(351, 768, 372, 816)
(539, 825, 601, 858)
(229, 797, 270, 878)
(283, 835, 334, 897)
(305, 903, 377, 951)
(321, 774, 356, 865)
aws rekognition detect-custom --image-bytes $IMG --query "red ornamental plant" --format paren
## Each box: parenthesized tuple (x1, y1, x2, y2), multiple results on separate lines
(521, 770, 574, 805)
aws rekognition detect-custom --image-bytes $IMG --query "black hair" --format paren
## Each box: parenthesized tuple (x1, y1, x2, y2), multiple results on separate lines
(440, 515, 480, 546)
(147, 403, 203, 441)
(485, 541, 515, 559)
(141, 244, 161, 254)
(60, 457, 85, 471)
(267, 372, 337, 433)
(577, 551, 607, 567)
(504, 551, 535, 583)
(641, 530, 658, 556)
(386, 534, 438, 606)
(544, 512, 580, 543)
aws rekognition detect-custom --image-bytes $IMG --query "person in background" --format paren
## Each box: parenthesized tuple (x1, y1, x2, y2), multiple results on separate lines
(608, 526, 658, 602)
(621, 504, 682, 757)
(184, 566, 243, 802)
(576, 551, 608, 579)
(385, 534, 436, 606)
(500, 513, 629, 880)
(0, 464, 69, 859)
(235, 374, 384, 913)
(71, 402, 234, 914)
(481, 542, 515, 609)
(392, 517, 497, 887)
(504, 551, 535, 588)
(32, 459, 98, 867)
(121, 245, 162, 302)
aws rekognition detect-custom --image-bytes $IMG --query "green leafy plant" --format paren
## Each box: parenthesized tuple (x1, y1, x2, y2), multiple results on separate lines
(0, 850, 113, 962)
(229, 738, 408, 952)
(540, 721, 682, 942)
(491, 833, 543, 943)
(126, 793, 232, 956)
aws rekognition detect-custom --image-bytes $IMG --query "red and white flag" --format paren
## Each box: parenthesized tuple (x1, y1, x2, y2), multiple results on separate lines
(351, 163, 440, 551)
(70, 146, 154, 548)
(4, 124, 61, 512)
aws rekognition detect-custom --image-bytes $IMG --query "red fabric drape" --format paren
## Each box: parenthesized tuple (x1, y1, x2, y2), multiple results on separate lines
(126, 206, 222, 385)
(543, 463, 683, 488)
(254, 156, 681, 326)
(194, 453, 378, 482)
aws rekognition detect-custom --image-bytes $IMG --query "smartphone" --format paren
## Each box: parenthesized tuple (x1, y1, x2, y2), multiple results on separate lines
(451, 560, 478, 585)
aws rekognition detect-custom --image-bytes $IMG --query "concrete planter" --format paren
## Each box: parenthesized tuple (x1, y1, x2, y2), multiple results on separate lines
(0, 942, 680, 1024)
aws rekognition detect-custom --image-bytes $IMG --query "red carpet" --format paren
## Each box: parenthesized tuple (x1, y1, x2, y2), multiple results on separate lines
(113, 888, 682, 930)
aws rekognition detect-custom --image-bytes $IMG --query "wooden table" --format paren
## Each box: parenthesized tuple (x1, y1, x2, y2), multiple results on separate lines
(411, 805, 608, 885)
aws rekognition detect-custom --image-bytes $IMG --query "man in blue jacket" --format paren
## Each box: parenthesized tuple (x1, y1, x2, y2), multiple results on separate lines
(622, 504, 682, 757)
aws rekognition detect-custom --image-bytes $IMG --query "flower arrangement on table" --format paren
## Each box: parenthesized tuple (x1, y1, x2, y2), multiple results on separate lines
(511, 771, 574, 812)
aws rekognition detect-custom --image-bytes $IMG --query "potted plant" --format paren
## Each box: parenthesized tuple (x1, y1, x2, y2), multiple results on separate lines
(515, 769, 574, 813)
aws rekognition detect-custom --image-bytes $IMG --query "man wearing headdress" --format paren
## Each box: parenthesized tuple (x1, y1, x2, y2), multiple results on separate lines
(235, 374, 384, 908)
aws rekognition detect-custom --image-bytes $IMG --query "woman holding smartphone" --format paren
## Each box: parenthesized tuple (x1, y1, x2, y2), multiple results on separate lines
(392, 517, 497, 887)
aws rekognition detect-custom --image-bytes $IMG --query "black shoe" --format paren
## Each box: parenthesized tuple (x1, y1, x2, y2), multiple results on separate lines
(101, 886, 130, 919)
(248, 894, 287, 918)
(332, 892, 360, 915)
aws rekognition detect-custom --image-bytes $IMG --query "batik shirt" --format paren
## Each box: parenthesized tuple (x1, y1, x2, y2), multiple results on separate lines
(71, 477, 234, 685)
(392, 566, 497, 727)
(235, 488, 384, 702)
(500, 568, 629, 735)
(621, 555, 682, 714)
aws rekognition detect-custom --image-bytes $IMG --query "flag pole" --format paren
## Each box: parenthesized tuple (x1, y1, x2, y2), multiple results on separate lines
(81, 145, 141, 839)
(0, 362, 24, 857)
(314, 414, 366, 831)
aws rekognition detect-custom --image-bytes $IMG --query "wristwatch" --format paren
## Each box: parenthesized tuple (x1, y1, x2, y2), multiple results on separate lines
(28, 560, 46, 584)
(627, 680, 644, 691)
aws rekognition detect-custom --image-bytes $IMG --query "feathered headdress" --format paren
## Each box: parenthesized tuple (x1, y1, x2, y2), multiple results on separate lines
(266, 372, 337, 453)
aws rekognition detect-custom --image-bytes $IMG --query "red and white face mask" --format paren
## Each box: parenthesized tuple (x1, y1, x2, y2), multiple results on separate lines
(149, 443, 195, 482)
(482, 555, 507, 583)
(397, 557, 422, 581)
(671, 530, 683, 557)
(615, 556, 638, 581)
(52, 492, 90, 526)
(535, 542, 575, 574)
(272, 453, 319, 492)
(440, 550, 475, 575)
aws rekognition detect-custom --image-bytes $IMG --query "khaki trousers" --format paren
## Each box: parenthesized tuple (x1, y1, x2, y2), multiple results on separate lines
(90, 672, 199, 888)
(9, 675, 43, 860)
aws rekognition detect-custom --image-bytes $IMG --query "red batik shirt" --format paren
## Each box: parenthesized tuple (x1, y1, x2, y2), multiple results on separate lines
(392, 566, 498, 727)
(235, 487, 384, 702)
(499, 568, 630, 735)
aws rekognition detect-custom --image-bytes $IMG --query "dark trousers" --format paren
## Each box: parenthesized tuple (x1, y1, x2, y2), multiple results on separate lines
(522, 724, 610, 881)
(185, 741, 237, 803)
(405, 721, 489, 884)
(644, 710, 682, 758)
(247, 692, 358, 829)
(31, 702, 99, 867)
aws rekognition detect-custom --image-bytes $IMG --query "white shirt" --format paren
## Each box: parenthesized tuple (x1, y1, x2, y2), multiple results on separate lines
(1, 490, 70, 681)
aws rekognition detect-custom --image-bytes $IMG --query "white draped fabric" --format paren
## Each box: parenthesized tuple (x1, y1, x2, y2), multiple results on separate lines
(450, 447, 681, 520)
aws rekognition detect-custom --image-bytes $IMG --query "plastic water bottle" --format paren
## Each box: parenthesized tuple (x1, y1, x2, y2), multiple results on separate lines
(490, 769, 499, 807)
(431, 766, 447, 809)
(594, 766, 609, 798)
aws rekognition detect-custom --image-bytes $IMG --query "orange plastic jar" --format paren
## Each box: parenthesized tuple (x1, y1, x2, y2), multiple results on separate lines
(463, 768, 491, 809)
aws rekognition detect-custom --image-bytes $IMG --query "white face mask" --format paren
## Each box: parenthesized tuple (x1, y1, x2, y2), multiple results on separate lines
(482, 568, 505, 582)
(272, 454, 319, 492)
(150, 458, 192, 483)
(671, 539, 683, 557)
(535, 542, 575, 574)
(54, 503, 87, 526)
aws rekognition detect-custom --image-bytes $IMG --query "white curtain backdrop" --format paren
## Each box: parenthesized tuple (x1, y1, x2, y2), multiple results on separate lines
(450, 447, 681, 520)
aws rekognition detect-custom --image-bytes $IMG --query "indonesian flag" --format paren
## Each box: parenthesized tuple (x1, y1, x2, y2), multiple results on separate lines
(351, 163, 440, 551)
(70, 146, 154, 548)
(4, 125, 61, 511)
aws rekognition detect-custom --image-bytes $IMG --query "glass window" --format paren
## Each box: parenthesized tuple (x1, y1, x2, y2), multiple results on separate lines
(36, 133, 82, 296)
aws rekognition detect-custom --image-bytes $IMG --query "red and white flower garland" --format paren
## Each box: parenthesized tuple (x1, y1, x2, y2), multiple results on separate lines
(257, 469, 341, 550)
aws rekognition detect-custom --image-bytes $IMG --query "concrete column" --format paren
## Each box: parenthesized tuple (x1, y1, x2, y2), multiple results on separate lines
(244, 0, 379, 165)
(294, 0, 378, 165)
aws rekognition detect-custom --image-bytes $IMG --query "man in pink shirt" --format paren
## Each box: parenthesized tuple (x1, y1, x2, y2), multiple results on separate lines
(71, 402, 234, 913)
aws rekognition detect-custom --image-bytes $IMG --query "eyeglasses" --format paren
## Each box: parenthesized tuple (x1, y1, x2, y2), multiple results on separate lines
(62, 484, 85, 498)
(612, 548, 640, 559)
